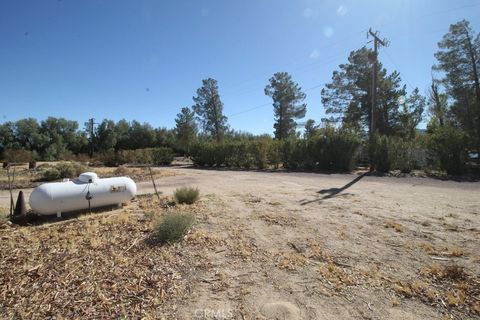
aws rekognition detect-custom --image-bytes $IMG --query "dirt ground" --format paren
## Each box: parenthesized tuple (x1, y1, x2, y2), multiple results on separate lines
(1, 168, 479, 319)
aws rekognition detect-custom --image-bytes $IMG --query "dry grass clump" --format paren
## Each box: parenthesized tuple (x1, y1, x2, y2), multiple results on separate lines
(446, 289, 466, 306)
(421, 263, 467, 281)
(0, 211, 197, 318)
(384, 220, 404, 232)
(113, 166, 130, 176)
(338, 225, 347, 240)
(418, 241, 437, 255)
(394, 282, 414, 297)
(95, 166, 178, 182)
(318, 261, 354, 290)
(174, 187, 200, 204)
(394, 280, 429, 298)
(442, 264, 467, 281)
(185, 230, 222, 247)
(413, 262, 480, 314)
(276, 252, 307, 271)
(154, 212, 195, 244)
(450, 247, 464, 257)
(256, 212, 296, 227)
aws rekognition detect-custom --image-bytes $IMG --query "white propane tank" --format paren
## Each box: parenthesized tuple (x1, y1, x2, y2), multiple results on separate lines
(29, 172, 137, 216)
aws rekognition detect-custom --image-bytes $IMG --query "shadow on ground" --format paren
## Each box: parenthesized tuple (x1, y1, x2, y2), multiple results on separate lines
(9, 204, 122, 227)
(300, 172, 369, 205)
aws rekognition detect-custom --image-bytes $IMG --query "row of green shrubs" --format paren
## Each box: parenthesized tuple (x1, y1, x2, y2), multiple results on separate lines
(369, 126, 469, 175)
(98, 147, 174, 167)
(369, 134, 426, 173)
(190, 127, 471, 175)
(42, 162, 88, 181)
(191, 128, 362, 172)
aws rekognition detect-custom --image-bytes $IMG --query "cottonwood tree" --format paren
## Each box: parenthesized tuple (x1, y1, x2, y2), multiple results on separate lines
(174, 107, 197, 153)
(40, 117, 84, 159)
(0, 122, 18, 158)
(95, 119, 117, 152)
(434, 19, 480, 149)
(114, 119, 131, 150)
(14, 118, 43, 151)
(321, 47, 422, 137)
(264, 72, 307, 140)
(154, 127, 175, 148)
(192, 78, 229, 142)
(128, 121, 156, 149)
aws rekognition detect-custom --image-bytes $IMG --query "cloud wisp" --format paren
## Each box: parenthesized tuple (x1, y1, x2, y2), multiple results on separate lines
(309, 49, 320, 59)
(323, 27, 334, 38)
(337, 5, 348, 16)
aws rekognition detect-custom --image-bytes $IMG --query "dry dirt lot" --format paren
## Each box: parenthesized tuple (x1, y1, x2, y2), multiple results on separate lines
(1, 168, 479, 319)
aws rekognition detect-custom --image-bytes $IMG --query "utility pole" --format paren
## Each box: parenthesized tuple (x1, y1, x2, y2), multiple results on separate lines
(87, 118, 99, 158)
(367, 29, 388, 171)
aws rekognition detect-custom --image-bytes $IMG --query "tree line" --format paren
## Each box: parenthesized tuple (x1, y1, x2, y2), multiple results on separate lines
(1, 20, 479, 174)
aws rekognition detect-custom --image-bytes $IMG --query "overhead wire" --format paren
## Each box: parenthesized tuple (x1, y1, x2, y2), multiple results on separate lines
(228, 83, 326, 117)
(224, 3, 478, 118)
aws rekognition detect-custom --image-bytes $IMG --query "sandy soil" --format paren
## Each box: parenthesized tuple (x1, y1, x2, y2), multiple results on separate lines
(1, 168, 479, 319)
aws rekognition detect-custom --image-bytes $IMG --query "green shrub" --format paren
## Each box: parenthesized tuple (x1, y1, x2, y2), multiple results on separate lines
(314, 127, 361, 172)
(174, 187, 200, 204)
(42, 143, 70, 161)
(249, 140, 269, 169)
(155, 212, 195, 244)
(98, 148, 174, 166)
(369, 134, 392, 173)
(368, 134, 428, 174)
(42, 161, 88, 181)
(389, 138, 426, 173)
(281, 138, 307, 170)
(2, 149, 34, 163)
(43, 167, 62, 181)
(191, 141, 216, 166)
(427, 126, 467, 175)
(98, 150, 127, 167)
(150, 147, 174, 165)
(267, 140, 282, 169)
(280, 128, 360, 172)
(190, 130, 361, 172)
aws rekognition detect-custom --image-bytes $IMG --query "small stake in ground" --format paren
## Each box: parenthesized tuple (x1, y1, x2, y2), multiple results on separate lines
(148, 166, 161, 201)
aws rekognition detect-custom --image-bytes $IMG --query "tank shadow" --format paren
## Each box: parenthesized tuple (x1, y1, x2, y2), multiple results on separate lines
(11, 204, 122, 226)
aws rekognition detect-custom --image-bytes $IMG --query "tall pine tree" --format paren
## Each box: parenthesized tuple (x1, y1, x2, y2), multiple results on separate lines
(321, 47, 424, 137)
(434, 19, 480, 150)
(264, 72, 307, 139)
(174, 107, 197, 154)
(192, 78, 229, 142)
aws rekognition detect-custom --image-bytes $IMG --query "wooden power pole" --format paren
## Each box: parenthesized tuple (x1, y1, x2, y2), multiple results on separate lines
(367, 29, 388, 171)
(367, 29, 389, 136)
(88, 118, 99, 158)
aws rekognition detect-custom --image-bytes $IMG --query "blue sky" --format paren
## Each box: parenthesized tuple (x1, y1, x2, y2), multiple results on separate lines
(1, 0, 479, 134)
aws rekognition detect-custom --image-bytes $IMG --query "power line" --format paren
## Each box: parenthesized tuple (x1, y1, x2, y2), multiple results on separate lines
(228, 83, 325, 118)
(221, 29, 368, 96)
(223, 54, 347, 101)
(382, 48, 416, 91)
(228, 102, 271, 118)
(226, 3, 477, 120)
(224, 3, 479, 98)
(371, 2, 480, 31)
